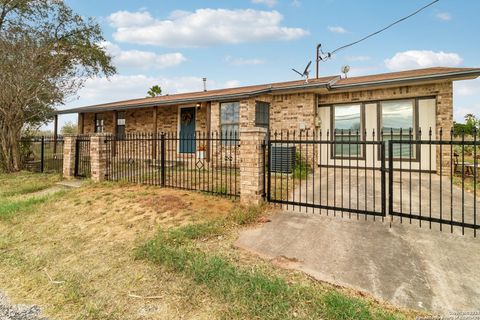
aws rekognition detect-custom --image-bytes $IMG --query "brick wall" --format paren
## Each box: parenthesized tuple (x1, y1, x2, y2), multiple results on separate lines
(80, 105, 208, 136)
(269, 92, 316, 133)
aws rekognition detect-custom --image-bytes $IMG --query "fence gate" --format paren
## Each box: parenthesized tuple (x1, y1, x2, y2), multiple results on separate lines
(266, 131, 387, 218)
(74, 136, 91, 178)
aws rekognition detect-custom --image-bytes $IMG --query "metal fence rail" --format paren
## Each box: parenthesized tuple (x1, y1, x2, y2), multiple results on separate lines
(388, 129, 479, 236)
(105, 132, 240, 197)
(266, 129, 480, 236)
(20, 136, 64, 173)
(267, 130, 386, 219)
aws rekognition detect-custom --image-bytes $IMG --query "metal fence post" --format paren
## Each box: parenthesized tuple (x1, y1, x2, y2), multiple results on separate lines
(262, 139, 266, 199)
(74, 139, 79, 177)
(160, 132, 166, 187)
(267, 136, 271, 202)
(388, 140, 394, 217)
(40, 136, 45, 173)
(381, 141, 386, 217)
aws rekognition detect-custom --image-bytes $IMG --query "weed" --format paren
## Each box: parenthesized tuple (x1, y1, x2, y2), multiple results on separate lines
(0, 196, 49, 220)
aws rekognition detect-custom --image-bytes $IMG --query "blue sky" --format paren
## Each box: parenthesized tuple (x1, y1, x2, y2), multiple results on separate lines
(55, 0, 480, 129)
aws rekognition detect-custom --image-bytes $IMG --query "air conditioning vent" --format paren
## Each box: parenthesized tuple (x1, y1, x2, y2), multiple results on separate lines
(270, 144, 296, 173)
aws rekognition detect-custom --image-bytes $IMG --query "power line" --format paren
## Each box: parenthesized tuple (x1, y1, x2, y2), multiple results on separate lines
(323, 0, 440, 58)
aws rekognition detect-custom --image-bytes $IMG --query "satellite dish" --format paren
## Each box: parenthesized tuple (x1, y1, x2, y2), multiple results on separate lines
(341, 65, 350, 78)
(292, 60, 312, 83)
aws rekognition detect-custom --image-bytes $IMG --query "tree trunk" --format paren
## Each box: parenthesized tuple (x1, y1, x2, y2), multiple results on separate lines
(0, 121, 22, 172)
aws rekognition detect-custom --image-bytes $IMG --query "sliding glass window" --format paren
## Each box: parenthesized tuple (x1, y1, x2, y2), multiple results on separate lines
(332, 104, 363, 158)
(380, 100, 416, 159)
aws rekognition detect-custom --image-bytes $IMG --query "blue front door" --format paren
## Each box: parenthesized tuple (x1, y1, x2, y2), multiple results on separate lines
(179, 107, 196, 153)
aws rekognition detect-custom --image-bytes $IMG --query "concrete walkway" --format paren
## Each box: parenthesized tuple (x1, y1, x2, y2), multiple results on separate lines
(236, 210, 480, 313)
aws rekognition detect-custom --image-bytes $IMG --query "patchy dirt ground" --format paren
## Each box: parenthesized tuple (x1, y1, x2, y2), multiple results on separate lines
(0, 183, 236, 319)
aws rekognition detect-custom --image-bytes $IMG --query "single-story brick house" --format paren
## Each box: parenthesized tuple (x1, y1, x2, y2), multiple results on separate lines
(56, 67, 480, 169)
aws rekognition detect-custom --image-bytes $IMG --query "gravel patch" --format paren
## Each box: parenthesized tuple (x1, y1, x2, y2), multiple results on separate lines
(0, 292, 47, 320)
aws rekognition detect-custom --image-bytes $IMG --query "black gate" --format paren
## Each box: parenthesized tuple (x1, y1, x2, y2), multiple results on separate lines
(75, 136, 91, 178)
(266, 131, 387, 218)
(388, 136, 480, 236)
(266, 129, 480, 236)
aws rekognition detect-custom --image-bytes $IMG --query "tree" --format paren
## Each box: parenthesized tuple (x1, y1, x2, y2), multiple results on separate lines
(147, 85, 162, 97)
(0, 0, 116, 172)
(60, 121, 78, 135)
(453, 113, 480, 137)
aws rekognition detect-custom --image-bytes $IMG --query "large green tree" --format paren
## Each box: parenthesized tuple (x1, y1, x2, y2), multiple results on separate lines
(0, 0, 116, 172)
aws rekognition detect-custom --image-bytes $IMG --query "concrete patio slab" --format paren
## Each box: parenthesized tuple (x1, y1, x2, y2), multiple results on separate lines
(235, 210, 480, 314)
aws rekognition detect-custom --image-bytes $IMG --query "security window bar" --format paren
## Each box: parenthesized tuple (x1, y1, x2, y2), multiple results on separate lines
(332, 104, 363, 158)
(116, 111, 126, 139)
(255, 101, 270, 128)
(94, 113, 104, 133)
(220, 102, 240, 144)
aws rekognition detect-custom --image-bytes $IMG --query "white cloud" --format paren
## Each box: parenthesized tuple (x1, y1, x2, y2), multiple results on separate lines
(436, 12, 452, 21)
(107, 11, 154, 28)
(251, 0, 278, 7)
(225, 55, 265, 66)
(62, 75, 241, 109)
(108, 9, 308, 47)
(101, 41, 186, 69)
(328, 26, 347, 34)
(384, 50, 463, 71)
(345, 55, 371, 62)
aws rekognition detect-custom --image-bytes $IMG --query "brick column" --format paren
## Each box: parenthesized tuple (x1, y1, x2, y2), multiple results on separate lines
(63, 136, 77, 179)
(90, 135, 108, 182)
(436, 81, 454, 175)
(240, 127, 267, 205)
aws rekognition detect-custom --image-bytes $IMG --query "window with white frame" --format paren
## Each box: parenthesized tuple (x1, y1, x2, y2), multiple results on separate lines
(332, 104, 363, 158)
(380, 100, 416, 159)
(220, 102, 240, 141)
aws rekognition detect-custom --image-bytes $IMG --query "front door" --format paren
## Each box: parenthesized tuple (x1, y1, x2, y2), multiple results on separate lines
(179, 107, 196, 153)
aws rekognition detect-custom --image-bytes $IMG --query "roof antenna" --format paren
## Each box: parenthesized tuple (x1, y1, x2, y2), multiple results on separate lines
(202, 77, 207, 92)
(341, 65, 350, 79)
(292, 61, 312, 83)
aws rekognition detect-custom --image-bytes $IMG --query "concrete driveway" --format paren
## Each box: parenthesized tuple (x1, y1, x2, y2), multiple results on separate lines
(236, 210, 480, 313)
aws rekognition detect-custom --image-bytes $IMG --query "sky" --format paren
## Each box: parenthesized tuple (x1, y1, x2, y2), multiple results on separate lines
(53, 0, 480, 130)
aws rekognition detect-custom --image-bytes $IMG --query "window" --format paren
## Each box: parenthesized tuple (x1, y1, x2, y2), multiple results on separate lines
(94, 113, 104, 133)
(255, 101, 270, 128)
(220, 102, 240, 141)
(380, 100, 416, 159)
(116, 111, 126, 139)
(332, 104, 363, 158)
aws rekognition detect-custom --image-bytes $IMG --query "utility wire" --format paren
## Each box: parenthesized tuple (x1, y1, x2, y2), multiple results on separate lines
(325, 0, 440, 57)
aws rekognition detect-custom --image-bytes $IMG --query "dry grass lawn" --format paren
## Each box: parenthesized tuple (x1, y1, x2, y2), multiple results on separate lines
(0, 173, 417, 319)
(0, 179, 236, 319)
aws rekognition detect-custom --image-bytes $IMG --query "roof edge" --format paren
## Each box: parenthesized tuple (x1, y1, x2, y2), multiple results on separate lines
(330, 69, 480, 90)
(55, 81, 332, 115)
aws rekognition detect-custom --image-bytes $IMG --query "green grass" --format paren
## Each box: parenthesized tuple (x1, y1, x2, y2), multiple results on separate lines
(0, 171, 63, 220)
(0, 171, 61, 197)
(136, 207, 406, 320)
(0, 194, 57, 220)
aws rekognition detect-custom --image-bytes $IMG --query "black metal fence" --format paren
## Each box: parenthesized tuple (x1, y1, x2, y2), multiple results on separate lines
(388, 128, 479, 236)
(267, 130, 386, 218)
(74, 135, 91, 178)
(266, 129, 480, 236)
(20, 136, 64, 173)
(105, 132, 240, 197)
